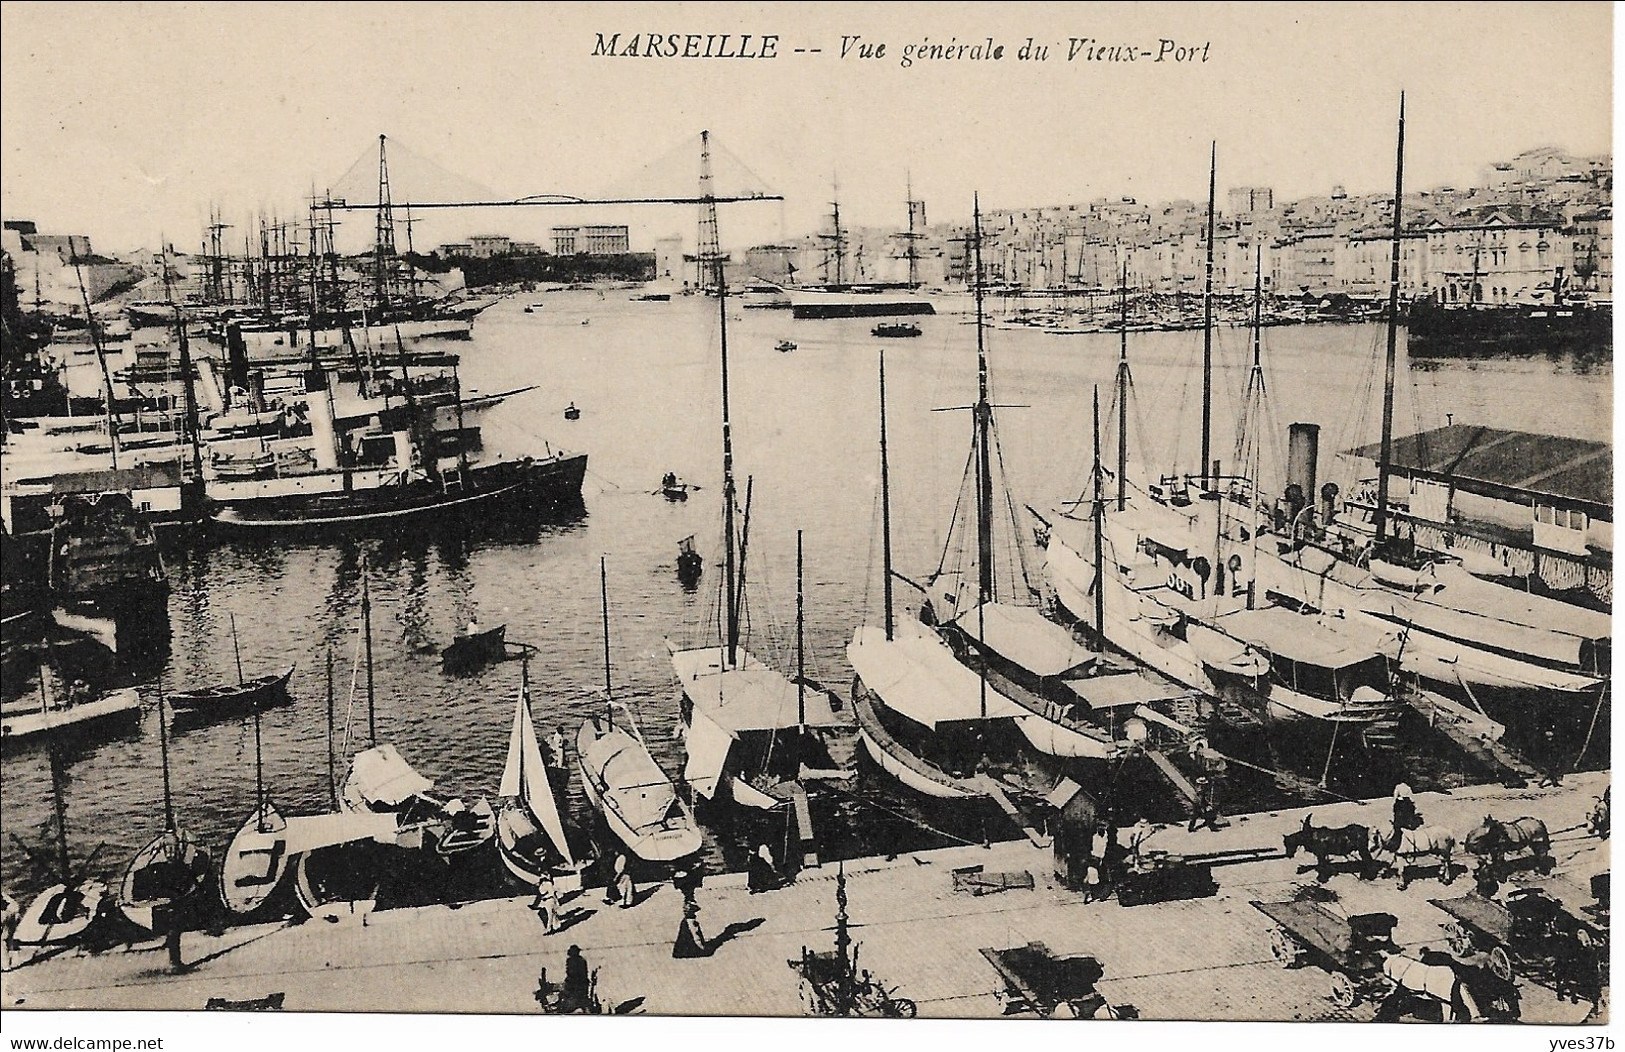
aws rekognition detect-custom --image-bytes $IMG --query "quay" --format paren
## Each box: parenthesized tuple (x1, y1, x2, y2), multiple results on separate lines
(2, 773, 1606, 1023)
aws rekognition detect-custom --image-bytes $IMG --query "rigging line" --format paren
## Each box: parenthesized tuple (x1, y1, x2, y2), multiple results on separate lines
(932, 439, 980, 582)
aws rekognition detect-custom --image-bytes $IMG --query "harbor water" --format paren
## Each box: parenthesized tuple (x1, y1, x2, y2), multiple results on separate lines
(0, 293, 1610, 902)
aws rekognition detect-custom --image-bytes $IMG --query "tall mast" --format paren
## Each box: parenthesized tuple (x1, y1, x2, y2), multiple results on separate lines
(903, 174, 922, 286)
(325, 645, 337, 808)
(1251, 243, 1264, 369)
(230, 612, 245, 684)
(600, 555, 613, 728)
(74, 258, 119, 469)
(157, 675, 175, 833)
(832, 189, 845, 285)
(699, 131, 740, 667)
(879, 347, 895, 641)
(1200, 142, 1217, 489)
(48, 729, 70, 884)
(1092, 387, 1105, 642)
(796, 529, 806, 728)
(973, 195, 994, 606)
(1375, 93, 1406, 547)
(362, 562, 376, 747)
(1117, 259, 1129, 512)
(163, 245, 204, 483)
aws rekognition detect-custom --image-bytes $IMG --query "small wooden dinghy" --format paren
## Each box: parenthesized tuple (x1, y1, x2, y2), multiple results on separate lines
(167, 667, 294, 713)
(13, 881, 106, 945)
(117, 830, 211, 933)
(219, 801, 291, 915)
(440, 625, 507, 676)
(1, 686, 141, 740)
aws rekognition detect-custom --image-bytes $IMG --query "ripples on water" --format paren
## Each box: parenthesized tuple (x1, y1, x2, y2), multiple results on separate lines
(1, 295, 1610, 901)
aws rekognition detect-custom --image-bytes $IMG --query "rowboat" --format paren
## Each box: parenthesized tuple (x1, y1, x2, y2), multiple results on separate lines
(167, 667, 294, 713)
(219, 802, 291, 916)
(440, 625, 507, 675)
(12, 881, 106, 946)
(117, 829, 210, 933)
(1, 686, 141, 740)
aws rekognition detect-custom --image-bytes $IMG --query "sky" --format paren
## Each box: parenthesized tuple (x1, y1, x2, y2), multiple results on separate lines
(0, 2, 1614, 255)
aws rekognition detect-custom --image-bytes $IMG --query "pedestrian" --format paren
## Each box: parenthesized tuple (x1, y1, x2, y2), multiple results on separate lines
(531, 871, 560, 934)
(748, 842, 781, 894)
(1188, 776, 1221, 832)
(1082, 861, 1104, 904)
(558, 944, 593, 1013)
(611, 854, 635, 909)
(1536, 729, 1564, 788)
(604, 854, 626, 906)
(672, 897, 708, 958)
(1390, 782, 1421, 850)
(1, 890, 18, 971)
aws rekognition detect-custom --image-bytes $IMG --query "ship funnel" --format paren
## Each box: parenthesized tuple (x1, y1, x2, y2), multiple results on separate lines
(1285, 423, 1319, 526)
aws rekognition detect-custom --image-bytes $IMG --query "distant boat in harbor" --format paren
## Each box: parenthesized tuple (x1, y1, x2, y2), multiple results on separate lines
(872, 322, 921, 338)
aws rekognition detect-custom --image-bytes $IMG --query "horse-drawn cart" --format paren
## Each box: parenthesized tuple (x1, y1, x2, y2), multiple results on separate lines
(1431, 887, 1603, 1005)
(1251, 899, 1398, 1008)
(979, 942, 1132, 1019)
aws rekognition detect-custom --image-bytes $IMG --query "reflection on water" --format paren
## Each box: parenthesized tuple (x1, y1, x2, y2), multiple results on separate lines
(1, 295, 1610, 903)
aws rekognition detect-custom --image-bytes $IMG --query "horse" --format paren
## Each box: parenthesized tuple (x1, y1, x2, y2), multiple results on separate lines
(1376, 950, 1485, 1023)
(1463, 815, 1553, 889)
(1282, 814, 1372, 881)
(1371, 825, 1456, 890)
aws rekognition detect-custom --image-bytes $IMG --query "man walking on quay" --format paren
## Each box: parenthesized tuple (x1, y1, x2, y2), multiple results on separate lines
(1188, 776, 1223, 833)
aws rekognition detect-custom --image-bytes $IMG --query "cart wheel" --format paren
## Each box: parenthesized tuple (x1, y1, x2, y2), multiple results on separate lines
(888, 998, 917, 1019)
(1268, 927, 1301, 968)
(1446, 924, 1473, 958)
(1488, 945, 1513, 983)
(1329, 972, 1359, 1009)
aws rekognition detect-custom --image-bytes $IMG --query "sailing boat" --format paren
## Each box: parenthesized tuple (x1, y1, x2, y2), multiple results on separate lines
(292, 638, 405, 923)
(579, 556, 703, 864)
(337, 566, 495, 856)
(218, 645, 291, 915)
(117, 679, 211, 934)
(1041, 145, 1407, 770)
(496, 654, 589, 891)
(783, 182, 935, 319)
(668, 136, 845, 813)
(847, 336, 1020, 801)
(12, 728, 107, 946)
(925, 202, 1136, 763)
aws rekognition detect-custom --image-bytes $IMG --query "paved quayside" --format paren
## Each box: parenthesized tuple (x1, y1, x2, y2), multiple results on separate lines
(3, 773, 1607, 1022)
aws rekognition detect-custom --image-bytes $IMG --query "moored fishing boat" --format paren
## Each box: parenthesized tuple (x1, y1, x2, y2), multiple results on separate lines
(578, 556, 702, 865)
(117, 683, 211, 933)
(669, 176, 845, 817)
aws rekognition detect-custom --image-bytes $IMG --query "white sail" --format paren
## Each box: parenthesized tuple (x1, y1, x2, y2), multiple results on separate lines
(500, 679, 573, 866)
